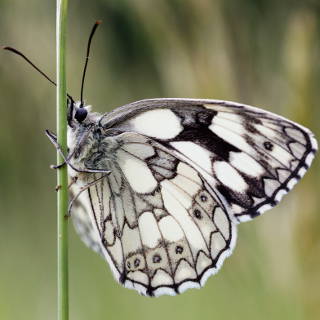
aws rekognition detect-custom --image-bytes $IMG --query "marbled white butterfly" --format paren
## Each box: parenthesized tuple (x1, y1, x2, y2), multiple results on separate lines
(4, 22, 317, 298)
(64, 97, 317, 297)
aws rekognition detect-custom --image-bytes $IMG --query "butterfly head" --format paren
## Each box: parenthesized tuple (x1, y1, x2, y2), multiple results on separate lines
(67, 99, 93, 128)
(66, 99, 104, 158)
(74, 104, 88, 123)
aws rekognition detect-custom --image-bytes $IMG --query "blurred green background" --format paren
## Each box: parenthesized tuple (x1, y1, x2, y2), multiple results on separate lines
(1, 0, 319, 319)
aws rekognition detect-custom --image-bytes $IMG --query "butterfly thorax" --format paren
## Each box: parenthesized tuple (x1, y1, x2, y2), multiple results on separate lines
(67, 109, 123, 179)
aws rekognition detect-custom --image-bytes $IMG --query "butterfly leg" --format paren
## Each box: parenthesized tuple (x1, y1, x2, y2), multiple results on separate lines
(68, 176, 78, 189)
(67, 173, 108, 217)
(45, 129, 112, 174)
(45, 129, 69, 169)
(55, 176, 78, 192)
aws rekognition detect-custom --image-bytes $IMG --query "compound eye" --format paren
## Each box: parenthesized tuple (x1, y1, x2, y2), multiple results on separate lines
(74, 107, 88, 123)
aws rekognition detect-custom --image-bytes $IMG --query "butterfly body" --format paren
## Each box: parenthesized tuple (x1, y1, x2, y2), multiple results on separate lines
(68, 98, 317, 297)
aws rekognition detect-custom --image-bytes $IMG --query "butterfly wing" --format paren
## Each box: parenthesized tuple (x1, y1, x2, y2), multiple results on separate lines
(72, 132, 236, 296)
(100, 98, 317, 222)
(71, 98, 317, 296)
(70, 184, 104, 257)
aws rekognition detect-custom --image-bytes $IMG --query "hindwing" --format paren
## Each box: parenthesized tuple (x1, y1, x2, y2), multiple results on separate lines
(72, 133, 236, 296)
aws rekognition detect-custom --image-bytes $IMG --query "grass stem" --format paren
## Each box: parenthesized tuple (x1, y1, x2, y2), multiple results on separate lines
(56, 0, 69, 319)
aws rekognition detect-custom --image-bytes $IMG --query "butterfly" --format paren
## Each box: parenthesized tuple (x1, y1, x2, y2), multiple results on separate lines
(4, 23, 317, 298)
(60, 97, 317, 297)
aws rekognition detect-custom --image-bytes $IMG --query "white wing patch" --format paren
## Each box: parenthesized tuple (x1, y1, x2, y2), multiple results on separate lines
(170, 142, 213, 173)
(117, 149, 158, 193)
(130, 109, 183, 139)
(229, 151, 265, 177)
(138, 212, 162, 248)
(213, 161, 248, 192)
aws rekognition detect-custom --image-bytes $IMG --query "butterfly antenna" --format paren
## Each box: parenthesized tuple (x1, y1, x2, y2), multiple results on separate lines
(2, 46, 74, 101)
(80, 20, 102, 107)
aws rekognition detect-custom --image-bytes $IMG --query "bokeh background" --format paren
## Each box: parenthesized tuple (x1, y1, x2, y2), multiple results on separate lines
(1, 1, 320, 319)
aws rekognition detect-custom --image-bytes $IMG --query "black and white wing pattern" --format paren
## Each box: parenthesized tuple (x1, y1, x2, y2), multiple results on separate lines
(72, 132, 235, 297)
(71, 98, 317, 297)
(100, 98, 317, 222)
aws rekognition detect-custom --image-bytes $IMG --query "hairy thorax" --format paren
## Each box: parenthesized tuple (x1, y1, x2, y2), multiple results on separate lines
(68, 123, 122, 180)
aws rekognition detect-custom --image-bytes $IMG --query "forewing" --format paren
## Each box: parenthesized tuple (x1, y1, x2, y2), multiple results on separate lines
(100, 98, 317, 222)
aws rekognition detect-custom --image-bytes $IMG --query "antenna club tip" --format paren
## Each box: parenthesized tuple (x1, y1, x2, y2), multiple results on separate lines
(96, 20, 102, 25)
(2, 46, 17, 53)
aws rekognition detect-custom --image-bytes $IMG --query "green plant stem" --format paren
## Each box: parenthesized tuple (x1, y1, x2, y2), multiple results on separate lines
(56, 0, 69, 320)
